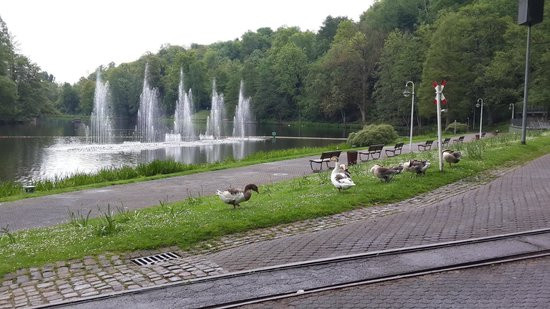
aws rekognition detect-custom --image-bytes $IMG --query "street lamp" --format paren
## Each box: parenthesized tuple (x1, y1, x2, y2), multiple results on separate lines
(403, 81, 415, 152)
(509, 103, 515, 123)
(476, 98, 484, 138)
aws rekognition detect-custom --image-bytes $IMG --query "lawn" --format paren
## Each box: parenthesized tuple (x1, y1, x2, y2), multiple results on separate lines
(0, 132, 548, 276)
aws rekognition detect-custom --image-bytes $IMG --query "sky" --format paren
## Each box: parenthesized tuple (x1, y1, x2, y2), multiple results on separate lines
(1, 0, 375, 84)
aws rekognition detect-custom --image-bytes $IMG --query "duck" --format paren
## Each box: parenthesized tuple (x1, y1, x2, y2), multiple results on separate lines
(370, 164, 403, 182)
(216, 184, 259, 208)
(403, 160, 431, 175)
(330, 157, 355, 191)
(442, 149, 462, 167)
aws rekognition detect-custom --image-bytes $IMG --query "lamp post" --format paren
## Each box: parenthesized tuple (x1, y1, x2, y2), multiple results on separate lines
(403, 81, 415, 153)
(476, 98, 484, 138)
(509, 103, 515, 123)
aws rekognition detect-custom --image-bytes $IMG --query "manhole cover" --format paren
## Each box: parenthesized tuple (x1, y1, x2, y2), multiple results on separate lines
(131, 252, 181, 266)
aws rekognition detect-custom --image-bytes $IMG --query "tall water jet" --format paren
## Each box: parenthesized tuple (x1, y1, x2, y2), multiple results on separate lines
(137, 63, 163, 142)
(90, 70, 114, 144)
(232, 81, 253, 138)
(173, 68, 195, 140)
(204, 80, 225, 139)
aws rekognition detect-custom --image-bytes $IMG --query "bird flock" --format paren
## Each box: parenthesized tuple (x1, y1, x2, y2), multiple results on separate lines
(216, 148, 462, 207)
(332, 148, 462, 191)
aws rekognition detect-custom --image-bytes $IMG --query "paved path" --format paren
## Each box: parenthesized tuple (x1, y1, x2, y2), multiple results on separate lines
(0, 134, 477, 231)
(245, 256, 550, 308)
(1, 141, 547, 308)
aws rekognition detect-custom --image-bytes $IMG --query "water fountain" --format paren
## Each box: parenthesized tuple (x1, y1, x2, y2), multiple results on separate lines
(136, 63, 163, 142)
(203, 79, 225, 139)
(232, 80, 253, 138)
(173, 68, 195, 141)
(90, 70, 114, 144)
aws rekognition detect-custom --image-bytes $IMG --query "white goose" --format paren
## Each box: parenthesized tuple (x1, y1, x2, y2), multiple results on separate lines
(330, 157, 355, 191)
(216, 184, 259, 208)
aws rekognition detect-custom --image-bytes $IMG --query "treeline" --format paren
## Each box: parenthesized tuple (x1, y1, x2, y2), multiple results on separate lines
(1, 0, 549, 128)
(0, 17, 58, 123)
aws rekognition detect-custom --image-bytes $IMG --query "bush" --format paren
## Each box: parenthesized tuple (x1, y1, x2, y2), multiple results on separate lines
(347, 124, 398, 147)
(445, 122, 468, 133)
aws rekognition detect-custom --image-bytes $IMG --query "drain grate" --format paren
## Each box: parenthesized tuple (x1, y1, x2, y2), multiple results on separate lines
(131, 252, 181, 266)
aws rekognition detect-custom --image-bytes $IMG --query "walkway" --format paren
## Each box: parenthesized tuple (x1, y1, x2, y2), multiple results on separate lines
(0, 134, 476, 231)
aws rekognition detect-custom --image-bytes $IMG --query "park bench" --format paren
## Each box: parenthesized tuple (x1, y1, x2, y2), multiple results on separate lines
(385, 142, 404, 157)
(359, 144, 384, 162)
(453, 136, 465, 144)
(441, 137, 451, 147)
(481, 132, 486, 138)
(418, 140, 433, 151)
(309, 150, 341, 171)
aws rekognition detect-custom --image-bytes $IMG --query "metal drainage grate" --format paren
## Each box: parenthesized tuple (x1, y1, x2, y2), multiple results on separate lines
(131, 252, 181, 266)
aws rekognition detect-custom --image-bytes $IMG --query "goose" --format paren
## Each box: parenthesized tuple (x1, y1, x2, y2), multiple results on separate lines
(330, 157, 355, 191)
(370, 164, 403, 182)
(216, 184, 259, 208)
(403, 160, 431, 175)
(443, 149, 462, 167)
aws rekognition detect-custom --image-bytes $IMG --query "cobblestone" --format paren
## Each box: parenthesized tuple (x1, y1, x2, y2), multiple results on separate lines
(0, 150, 547, 308)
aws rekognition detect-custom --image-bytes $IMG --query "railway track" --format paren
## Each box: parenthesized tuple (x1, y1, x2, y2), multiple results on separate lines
(46, 228, 550, 309)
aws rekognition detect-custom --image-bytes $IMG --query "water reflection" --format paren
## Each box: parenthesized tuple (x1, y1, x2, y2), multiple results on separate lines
(0, 118, 346, 182)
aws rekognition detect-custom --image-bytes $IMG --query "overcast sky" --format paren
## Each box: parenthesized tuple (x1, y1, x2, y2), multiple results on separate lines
(1, 0, 375, 84)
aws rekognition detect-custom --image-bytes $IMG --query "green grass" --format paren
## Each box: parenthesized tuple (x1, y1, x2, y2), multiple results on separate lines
(0, 144, 348, 202)
(0, 132, 549, 277)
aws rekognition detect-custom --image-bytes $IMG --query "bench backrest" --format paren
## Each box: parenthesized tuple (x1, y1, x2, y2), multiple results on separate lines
(443, 138, 451, 143)
(368, 144, 384, 151)
(425, 140, 433, 145)
(395, 142, 404, 149)
(320, 151, 341, 159)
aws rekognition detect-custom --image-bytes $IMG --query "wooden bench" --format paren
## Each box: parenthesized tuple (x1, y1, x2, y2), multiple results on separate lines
(385, 142, 404, 157)
(441, 137, 451, 147)
(359, 144, 384, 162)
(453, 136, 465, 144)
(309, 150, 341, 171)
(418, 140, 433, 151)
(481, 132, 486, 138)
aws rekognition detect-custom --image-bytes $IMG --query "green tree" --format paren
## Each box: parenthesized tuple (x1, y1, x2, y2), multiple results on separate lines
(58, 83, 80, 114)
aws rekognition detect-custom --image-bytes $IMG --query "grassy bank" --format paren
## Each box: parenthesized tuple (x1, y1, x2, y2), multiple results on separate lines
(0, 143, 347, 202)
(0, 132, 548, 276)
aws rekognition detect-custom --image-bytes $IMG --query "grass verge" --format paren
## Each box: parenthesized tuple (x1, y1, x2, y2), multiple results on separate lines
(0, 143, 347, 202)
(0, 132, 548, 276)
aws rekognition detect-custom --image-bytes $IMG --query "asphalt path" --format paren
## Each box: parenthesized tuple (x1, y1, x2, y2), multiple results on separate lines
(0, 135, 476, 231)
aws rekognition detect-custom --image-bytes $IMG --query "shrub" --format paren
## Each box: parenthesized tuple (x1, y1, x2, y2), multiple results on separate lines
(347, 124, 398, 147)
(445, 122, 468, 133)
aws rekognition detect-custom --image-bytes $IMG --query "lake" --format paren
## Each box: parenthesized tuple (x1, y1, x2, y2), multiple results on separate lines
(0, 118, 350, 183)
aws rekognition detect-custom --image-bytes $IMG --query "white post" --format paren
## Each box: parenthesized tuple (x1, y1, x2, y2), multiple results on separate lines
(454, 119, 457, 134)
(478, 98, 483, 138)
(435, 85, 443, 172)
(406, 81, 415, 153)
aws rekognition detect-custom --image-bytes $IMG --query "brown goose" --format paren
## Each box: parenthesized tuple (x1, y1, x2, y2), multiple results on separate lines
(370, 164, 403, 182)
(443, 149, 462, 167)
(216, 184, 259, 208)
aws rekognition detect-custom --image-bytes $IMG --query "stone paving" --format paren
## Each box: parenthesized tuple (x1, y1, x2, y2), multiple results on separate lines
(0, 160, 520, 308)
(206, 154, 550, 272)
(244, 256, 550, 308)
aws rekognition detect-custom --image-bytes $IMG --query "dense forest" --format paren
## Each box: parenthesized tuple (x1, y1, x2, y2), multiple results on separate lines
(0, 0, 549, 130)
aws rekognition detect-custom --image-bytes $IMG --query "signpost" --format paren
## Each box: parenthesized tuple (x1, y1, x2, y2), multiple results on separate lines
(518, 0, 545, 144)
(432, 80, 447, 172)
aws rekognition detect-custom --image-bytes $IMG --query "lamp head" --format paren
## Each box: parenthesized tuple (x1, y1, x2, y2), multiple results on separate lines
(403, 88, 411, 97)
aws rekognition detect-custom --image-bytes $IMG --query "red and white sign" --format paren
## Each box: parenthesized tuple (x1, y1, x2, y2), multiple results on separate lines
(432, 80, 447, 105)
